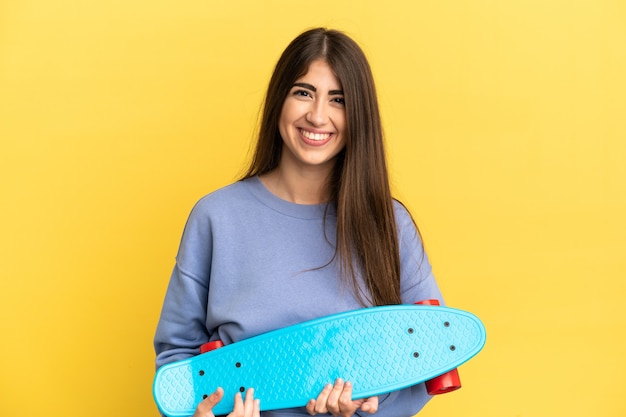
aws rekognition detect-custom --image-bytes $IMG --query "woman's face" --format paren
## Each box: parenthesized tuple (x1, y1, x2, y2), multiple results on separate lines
(277, 59, 346, 175)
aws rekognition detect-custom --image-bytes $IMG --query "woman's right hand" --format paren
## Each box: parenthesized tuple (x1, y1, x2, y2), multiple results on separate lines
(193, 387, 260, 417)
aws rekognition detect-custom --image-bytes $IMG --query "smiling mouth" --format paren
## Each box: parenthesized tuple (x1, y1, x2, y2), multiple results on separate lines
(300, 129, 331, 141)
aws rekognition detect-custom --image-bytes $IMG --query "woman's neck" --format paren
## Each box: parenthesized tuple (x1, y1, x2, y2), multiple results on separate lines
(259, 166, 331, 205)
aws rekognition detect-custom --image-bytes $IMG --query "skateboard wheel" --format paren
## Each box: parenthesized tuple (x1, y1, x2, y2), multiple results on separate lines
(415, 299, 441, 306)
(200, 340, 225, 354)
(415, 299, 462, 395)
(425, 368, 461, 395)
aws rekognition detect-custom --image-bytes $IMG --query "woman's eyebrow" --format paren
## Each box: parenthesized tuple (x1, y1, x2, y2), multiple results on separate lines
(292, 82, 344, 96)
(292, 82, 316, 91)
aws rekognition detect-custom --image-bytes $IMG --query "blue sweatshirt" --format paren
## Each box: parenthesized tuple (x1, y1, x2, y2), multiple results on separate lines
(154, 176, 444, 417)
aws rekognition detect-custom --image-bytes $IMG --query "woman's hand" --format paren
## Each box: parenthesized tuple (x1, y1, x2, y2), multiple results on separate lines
(193, 387, 260, 417)
(306, 379, 378, 417)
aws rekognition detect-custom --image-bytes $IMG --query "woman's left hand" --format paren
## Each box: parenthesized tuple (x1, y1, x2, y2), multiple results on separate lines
(306, 379, 378, 417)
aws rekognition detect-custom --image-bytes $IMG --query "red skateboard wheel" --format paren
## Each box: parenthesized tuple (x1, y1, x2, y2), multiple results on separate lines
(415, 299, 462, 395)
(424, 368, 461, 395)
(415, 299, 441, 306)
(200, 340, 224, 354)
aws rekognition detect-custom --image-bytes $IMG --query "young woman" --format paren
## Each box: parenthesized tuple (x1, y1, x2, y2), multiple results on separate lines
(154, 28, 444, 417)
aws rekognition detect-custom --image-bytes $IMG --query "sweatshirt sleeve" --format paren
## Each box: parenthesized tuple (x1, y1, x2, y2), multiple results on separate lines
(153, 199, 213, 369)
(394, 201, 445, 305)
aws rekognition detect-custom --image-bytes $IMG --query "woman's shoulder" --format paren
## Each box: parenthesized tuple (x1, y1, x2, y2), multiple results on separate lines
(392, 198, 414, 225)
(185, 178, 259, 220)
(195, 177, 257, 206)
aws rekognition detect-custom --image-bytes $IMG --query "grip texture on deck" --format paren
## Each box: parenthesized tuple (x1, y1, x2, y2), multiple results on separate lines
(154, 305, 486, 417)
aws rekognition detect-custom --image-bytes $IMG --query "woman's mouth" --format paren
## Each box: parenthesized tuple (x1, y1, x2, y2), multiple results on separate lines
(300, 129, 332, 143)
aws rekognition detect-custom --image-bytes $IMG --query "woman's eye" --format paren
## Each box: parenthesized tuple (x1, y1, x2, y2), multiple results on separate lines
(293, 89, 311, 98)
(332, 97, 345, 105)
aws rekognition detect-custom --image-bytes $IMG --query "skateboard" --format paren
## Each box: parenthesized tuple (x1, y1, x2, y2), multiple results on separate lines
(153, 303, 486, 417)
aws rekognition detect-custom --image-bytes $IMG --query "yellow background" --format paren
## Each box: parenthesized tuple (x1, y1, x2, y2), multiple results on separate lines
(1, 1, 624, 416)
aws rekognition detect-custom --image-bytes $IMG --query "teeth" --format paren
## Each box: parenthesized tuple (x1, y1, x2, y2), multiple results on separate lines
(301, 130, 330, 141)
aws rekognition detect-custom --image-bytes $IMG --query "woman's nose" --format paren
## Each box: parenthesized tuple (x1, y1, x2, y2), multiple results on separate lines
(306, 101, 329, 126)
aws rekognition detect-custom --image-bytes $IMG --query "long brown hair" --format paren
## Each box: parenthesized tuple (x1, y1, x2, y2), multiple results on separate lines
(242, 28, 402, 306)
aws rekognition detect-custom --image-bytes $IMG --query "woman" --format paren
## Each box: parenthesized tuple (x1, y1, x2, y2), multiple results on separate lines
(154, 28, 444, 417)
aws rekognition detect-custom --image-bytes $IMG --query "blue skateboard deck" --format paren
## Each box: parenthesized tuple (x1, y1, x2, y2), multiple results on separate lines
(153, 304, 486, 417)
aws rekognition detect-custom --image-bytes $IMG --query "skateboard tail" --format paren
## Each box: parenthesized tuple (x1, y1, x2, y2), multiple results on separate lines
(153, 364, 198, 417)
